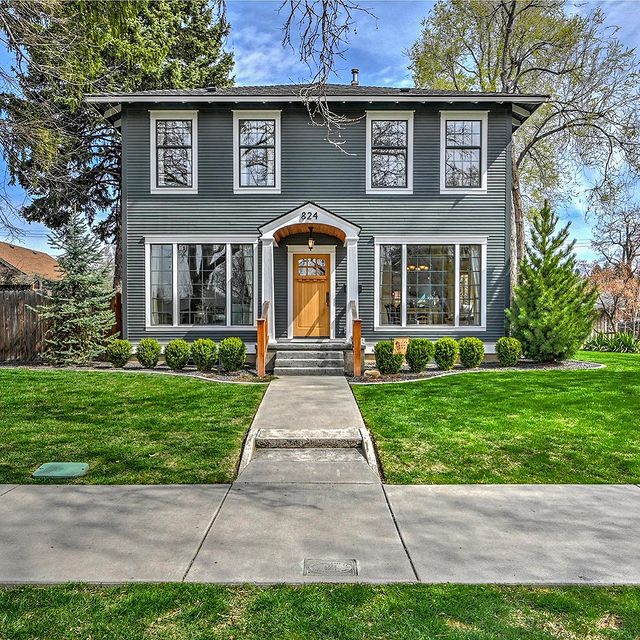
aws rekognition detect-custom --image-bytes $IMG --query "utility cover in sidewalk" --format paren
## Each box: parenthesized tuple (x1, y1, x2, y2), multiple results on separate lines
(32, 462, 89, 479)
(303, 559, 358, 576)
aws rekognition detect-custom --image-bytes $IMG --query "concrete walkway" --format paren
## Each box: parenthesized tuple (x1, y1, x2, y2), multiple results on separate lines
(1, 483, 639, 584)
(237, 376, 379, 483)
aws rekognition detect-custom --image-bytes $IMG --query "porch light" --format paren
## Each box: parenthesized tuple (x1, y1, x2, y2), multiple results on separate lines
(307, 226, 315, 251)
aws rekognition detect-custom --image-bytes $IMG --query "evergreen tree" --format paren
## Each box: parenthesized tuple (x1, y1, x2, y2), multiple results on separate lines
(1, 1, 234, 284)
(37, 212, 115, 366)
(507, 201, 598, 362)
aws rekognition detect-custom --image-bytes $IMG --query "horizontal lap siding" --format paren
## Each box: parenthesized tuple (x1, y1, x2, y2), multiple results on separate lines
(123, 102, 510, 344)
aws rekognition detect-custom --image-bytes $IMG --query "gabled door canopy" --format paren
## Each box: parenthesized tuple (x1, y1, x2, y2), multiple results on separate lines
(259, 201, 361, 246)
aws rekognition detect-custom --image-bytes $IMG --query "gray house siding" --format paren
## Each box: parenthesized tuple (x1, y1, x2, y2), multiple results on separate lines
(122, 101, 511, 346)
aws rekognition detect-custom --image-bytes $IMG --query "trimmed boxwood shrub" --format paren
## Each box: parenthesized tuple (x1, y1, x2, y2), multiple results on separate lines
(405, 338, 434, 373)
(219, 337, 246, 372)
(136, 338, 161, 368)
(164, 339, 191, 371)
(496, 336, 522, 367)
(191, 338, 218, 372)
(106, 339, 132, 368)
(459, 337, 484, 368)
(434, 337, 459, 371)
(374, 341, 404, 375)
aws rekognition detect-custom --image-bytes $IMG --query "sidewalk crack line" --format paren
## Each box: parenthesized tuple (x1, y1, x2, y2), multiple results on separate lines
(382, 484, 420, 582)
(181, 485, 232, 582)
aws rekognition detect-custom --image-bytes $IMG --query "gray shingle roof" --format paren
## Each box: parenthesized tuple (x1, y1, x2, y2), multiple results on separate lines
(87, 83, 548, 101)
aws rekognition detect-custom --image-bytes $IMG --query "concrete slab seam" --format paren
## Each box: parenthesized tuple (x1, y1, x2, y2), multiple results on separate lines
(181, 485, 232, 582)
(381, 484, 420, 582)
(0, 485, 18, 498)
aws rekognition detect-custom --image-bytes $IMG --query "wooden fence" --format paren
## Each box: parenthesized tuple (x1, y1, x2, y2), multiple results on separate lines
(0, 290, 49, 362)
(0, 290, 122, 362)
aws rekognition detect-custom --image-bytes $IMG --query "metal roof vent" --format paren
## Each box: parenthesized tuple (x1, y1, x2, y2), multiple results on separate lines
(351, 68, 359, 86)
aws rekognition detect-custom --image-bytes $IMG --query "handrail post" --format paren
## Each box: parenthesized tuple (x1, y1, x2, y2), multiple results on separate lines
(257, 318, 266, 378)
(353, 318, 362, 377)
(256, 300, 270, 378)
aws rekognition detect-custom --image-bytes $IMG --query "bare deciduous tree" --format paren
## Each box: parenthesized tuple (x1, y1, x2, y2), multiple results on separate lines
(280, 0, 374, 149)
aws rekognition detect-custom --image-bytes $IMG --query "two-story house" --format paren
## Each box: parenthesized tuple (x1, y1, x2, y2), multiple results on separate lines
(87, 73, 546, 374)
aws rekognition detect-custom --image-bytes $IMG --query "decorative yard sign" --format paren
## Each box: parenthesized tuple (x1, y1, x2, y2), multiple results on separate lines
(393, 337, 410, 355)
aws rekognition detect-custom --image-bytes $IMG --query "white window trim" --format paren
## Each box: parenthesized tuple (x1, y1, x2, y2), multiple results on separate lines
(440, 110, 488, 195)
(233, 110, 282, 194)
(287, 245, 336, 340)
(144, 236, 258, 331)
(150, 110, 198, 195)
(366, 111, 414, 194)
(373, 235, 487, 332)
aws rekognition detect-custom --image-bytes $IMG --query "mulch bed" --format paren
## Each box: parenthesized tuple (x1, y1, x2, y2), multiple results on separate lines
(0, 361, 274, 384)
(349, 359, 603, 384)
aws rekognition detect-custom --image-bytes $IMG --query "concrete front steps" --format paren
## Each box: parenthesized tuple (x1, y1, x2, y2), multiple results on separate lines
(238, 428, 380, 483)
(273, 343, 347, 376)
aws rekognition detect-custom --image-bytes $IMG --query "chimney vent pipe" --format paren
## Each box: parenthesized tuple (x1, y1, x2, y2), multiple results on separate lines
(351, 68, 359, 86)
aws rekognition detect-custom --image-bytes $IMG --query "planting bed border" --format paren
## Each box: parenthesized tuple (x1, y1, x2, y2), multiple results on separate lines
(350, 359, 604, 385)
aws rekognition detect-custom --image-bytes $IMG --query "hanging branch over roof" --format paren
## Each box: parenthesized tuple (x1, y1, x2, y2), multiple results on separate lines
(280, 0, 375, 151)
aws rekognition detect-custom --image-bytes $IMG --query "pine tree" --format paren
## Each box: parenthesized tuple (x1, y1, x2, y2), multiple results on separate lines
(507, 201, 598, 362)
(37, 212, 115, 366)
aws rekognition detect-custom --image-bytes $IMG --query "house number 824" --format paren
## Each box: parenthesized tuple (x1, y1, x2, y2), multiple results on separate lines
(299, 211, 318, 221)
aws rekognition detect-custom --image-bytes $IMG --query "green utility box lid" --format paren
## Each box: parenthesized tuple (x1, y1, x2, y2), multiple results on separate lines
(32, 462, 89, 479)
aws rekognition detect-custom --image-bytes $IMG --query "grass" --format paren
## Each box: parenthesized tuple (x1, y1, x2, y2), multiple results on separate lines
(0, 368, 266, 484)
(352, 351, 640, 484)
(1, 584, 639, 639)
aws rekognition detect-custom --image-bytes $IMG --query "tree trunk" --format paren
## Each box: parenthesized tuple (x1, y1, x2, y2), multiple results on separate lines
(112, 217, 122, 291)
(511, 152, 525, 293)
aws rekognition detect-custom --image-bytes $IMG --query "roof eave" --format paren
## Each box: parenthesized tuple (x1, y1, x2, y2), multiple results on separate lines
(86, 93, 549, 105)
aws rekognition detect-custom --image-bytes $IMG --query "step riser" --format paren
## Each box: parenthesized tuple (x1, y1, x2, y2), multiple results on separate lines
(276, 359, 344, 368)
(256, 438, 362, 448)
(275, 351, 344, 360)
(255, 428, 362, 449)
(274, 367, 344, 376)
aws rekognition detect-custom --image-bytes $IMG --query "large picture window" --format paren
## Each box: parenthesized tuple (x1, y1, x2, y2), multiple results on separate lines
(233, 111, 281, 193)
(146, 241, 256, 328)
(366, 111, 413, 193)
(150, 111, 198, 194)
(440, 111, 487, 194)
(376, 239, 485, 329)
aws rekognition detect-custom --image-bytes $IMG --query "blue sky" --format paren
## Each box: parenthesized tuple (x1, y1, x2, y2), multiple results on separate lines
(3, 0, 639, 259)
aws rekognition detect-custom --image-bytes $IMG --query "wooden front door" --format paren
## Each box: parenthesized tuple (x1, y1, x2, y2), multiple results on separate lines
(293, 253, 330, 337)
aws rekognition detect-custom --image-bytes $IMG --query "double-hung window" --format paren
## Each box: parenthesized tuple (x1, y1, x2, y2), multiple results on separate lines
(150, 111, 198, 194)
(146, 239, 257, 328)
(440, 111, 488, 194)
(366, 111, 413, 194)
(233, 110, 281, 193)
(375, 237, 486, 330)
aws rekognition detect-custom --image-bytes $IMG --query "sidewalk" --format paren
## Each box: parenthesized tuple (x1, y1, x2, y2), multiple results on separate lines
(1, 482, 639, 584)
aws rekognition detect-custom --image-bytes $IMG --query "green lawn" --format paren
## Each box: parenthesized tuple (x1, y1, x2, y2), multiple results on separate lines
(0, 369, 266, 484)
(352, 351, 640, 484)
(1, 584, 638, 639)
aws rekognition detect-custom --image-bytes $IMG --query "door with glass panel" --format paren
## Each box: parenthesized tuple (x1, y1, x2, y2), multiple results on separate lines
(293, 254, 330, 337)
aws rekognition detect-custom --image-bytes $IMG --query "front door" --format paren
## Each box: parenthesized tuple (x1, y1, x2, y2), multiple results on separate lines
(293, 253, 330, 337)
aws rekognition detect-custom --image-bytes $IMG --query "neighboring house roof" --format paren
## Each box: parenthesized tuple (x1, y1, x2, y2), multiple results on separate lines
(87, 83, 549, 130)
(0, 241, 61, 281)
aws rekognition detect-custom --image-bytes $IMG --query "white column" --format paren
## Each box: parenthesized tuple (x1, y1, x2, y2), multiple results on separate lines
(261, 237, 276, 342)
(346, 237, 359, 342)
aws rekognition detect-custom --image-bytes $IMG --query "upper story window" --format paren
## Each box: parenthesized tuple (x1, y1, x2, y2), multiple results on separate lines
(150, 111, 198, 194)
(440, 111, 488, 194)
(366, 111, 413, 194)
(233, 110, 281, 194)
